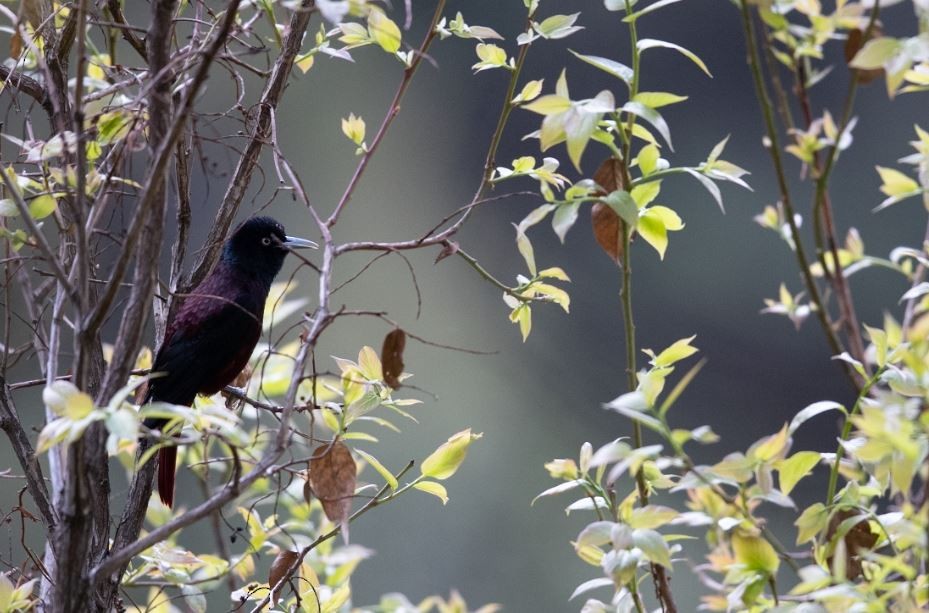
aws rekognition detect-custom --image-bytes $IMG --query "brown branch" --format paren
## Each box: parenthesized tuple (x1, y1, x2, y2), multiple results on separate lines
(106, 0, 148, 60)
(185, 0, 318, 290)
(325, 0, 446, 228)
(0, 65, 52, 114)
(0, 378, 56, 529)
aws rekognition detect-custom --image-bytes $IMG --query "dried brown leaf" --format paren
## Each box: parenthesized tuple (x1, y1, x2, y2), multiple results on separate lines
(268, 550, 299, 600)
(303, 465, 313, 506)
(309, 441, 356, 525)
(591, 204, 623, 263)
(381, 328, 406, 389)
(826, 509, 879, 580)
(590, 157, 629, 263)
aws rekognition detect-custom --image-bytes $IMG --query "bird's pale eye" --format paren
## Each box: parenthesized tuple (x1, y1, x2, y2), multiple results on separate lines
(261, 237, 272, 246)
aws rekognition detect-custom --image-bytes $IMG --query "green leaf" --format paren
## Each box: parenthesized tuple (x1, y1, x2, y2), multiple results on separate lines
(534, 13, 583, 39)
(552, 203, 580, 242)
(788, 400, 846, 435)
(42, 381, 94, 419)
(624, 0, 684, 21)
(629, 505, 679, 530)
(368, 9, 401, 53)
(523, 94, 572, 116)
(569, 50, 633, 85)
(512, 79, 544, 104)
(633, 91, 688, 109)
(795, 503, 828, 544)
(732, 532, 779, 575)
(637, 209, 668, 258)
(776, 451, 820, 495)
(602, 190, 638, 225)
(413, 481, 449, 505)
(354, 448, 398, 490)
(631, 180, 660, 207)
(621, 101, 673, 150)
(876, 166, 919, 196)
(28, 194, 57, 220)
(420, 428, 482, 480)
(632, 529, 671, 568)
(849, 37, 903, 70)
(510, 303, 532, 341)
(516, 229, 536, 276)
(636, 144, 660, 175)
(683, 168, 724, 212)
(357, 346, 383, 381)
(637, 38, 712, 77)
(751, 424, 789, 462)
(651, 335, 698, 367)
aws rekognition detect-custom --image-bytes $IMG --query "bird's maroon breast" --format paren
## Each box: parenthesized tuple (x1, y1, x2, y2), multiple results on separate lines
(199, 324, 260, 395)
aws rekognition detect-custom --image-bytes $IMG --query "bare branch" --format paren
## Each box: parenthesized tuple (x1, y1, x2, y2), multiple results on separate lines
(0, 65, 52, 114)
(105, 0, 148, 60)
(185, 0, 318, 289)
(0, 378, 56, 528)
(325, 0, 447, 228)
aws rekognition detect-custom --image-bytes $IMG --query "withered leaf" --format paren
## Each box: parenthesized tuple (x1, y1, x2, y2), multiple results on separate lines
(381, 328, 406, 389)
(844, 26, 883, 85)
(435, 240, 459, 264)
(309, 441, 356, 525)
(268, 550, 299, 600)
(591, 157, 629, 263)
(826, 509, 879, 581)
(302, 462, 313, 506)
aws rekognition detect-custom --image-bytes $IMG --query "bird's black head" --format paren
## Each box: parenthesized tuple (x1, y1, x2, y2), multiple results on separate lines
(222, 216, 317, 283)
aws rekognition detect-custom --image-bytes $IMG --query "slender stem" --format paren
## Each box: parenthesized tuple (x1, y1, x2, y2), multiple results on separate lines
(620, 0, 640, 166)
(327, 0, 446, 228)
(738, 0, 858, 390)
(806, 3, 881, 368)
(455, 248, 552, 304)
(825, 370, 881, 504)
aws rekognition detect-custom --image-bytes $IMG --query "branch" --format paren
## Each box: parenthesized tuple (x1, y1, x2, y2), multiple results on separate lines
(738, 0, 859, 390)
(0, 169, 78, 304)
(254, 460, 416, 612)
(185, 0, 318, 290)
(0, 378, 56, 528)
(325, 0, 447, 228)
(105, 0, 148, 60)
(0, 65, 52, 114)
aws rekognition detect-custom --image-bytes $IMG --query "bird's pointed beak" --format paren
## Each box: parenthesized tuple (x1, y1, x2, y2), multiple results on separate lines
(282, 236, 318, 250)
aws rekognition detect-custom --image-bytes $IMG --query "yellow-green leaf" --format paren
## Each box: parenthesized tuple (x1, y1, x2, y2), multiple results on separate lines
(354, 448, 398, 490)
(752, 424, 790, 463)
(633, 91, 688, 108)
(413, 480, 449, 504)
(420, 428, 482, 480)
(368, 9, 401, 53)
(732, 532, 780, 575)
(28, 194, 57, 220)
(876, 166, 919, 197)
(650, 335, 698, 367)
(776, 451, 820, 495)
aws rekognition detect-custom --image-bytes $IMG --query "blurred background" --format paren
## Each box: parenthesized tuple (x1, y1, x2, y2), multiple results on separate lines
(2, 0, 926, 610)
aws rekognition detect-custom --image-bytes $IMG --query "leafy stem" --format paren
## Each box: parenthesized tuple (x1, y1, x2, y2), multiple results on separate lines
(738, 0, 859, 390)
(825, 369, 883, 505)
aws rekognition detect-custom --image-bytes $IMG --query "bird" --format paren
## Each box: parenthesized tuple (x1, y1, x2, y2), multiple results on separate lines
(144, 216, 317, 507)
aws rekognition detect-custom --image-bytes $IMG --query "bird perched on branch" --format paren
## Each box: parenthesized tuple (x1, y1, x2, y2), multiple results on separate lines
(145, 216, 317, 507)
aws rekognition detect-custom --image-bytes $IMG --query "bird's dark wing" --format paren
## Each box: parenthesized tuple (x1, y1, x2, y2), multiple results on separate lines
(146, 299, 262, 405)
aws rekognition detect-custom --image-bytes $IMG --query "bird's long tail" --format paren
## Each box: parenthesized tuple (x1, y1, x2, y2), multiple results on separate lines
(157, 446, 177, 508)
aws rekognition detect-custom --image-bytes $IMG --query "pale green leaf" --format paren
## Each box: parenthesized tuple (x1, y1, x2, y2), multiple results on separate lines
(354, 448, 398, 490)
(413, 481, 449, 504)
